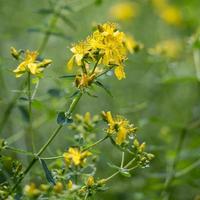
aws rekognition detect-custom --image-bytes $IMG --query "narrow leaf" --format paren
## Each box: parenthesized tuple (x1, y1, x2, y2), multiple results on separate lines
(59, 14, 77, 30)
(39, 159, 55, 185)
(59, 75, 76, 78)
(94, 81, 113, 97)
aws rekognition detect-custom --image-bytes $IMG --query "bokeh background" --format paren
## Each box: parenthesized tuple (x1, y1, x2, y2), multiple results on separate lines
(1, 0, 200, 199)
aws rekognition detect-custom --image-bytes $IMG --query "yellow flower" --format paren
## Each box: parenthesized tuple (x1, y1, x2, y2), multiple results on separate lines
(148, 39, 181, 59)
(63, 147, 92, 166)
(114, 66, 126, 80)
(102, 111, 137, 145)
(109, 2, 138, 21)
(24, 183, 40, 198)
(160, 5, 182, 26)
(75, 73, 96, 89)
(53, 182, 63, 193)
(67, 22, 140, 80)
(152, 0, 182, 26)
(13, 50, 52, 78)
(67, 41, 91, 70)
(86, 176, 95, 187)
(152, 0, 167, 10)
(67, 180, 73, 190)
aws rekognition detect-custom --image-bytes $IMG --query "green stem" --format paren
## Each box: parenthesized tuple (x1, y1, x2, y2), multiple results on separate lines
(193, 50, 200, 82)
(40, 155, 64, 160)
(7, 93, 83, 197)
(38, 3, 62, 54)
(121, 152, 125, 168)
(0, 79, 26, 134)
(96, 65, 115, 78)
(104, 157, 136, 182)
(82, 135, 108, 151)
(66, 92, 83, 116)
(27, 72, 35, 152)
(162, 128, 187, 199)
(5, 146, 34, 156)
(175, 158, 200, 178)
(31, 80, 40, 100)
(91, 56, 101, 74)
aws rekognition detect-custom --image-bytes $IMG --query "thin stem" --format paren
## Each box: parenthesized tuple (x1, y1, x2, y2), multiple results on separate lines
(0, 79, 26, 134)
(120, 152, 125, 168)
(31, 80, 40, 100)
(84, 191, 89, 200)
(27, 72, 35, 152)
(193, 50, 200, 82)
(5, 146, 34, 156)
(38, 3, 62, 54)
(96, 65, 115, 78)
(104, 157, 137, 182)
(162, 128, 187, 199)
(175, 158, 200, 178)
(7, 93, 83, 197)
(40, 155, 64, 160)
(91, 56, 101, 74)
(82, 135, 108, 151)
(66, 92, 83, 116)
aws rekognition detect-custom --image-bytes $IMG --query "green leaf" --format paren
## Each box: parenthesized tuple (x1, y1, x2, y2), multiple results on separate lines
(62, 5, 74, 12)
(95, 0, 103, 6)
(37, 8, 54, 15)
(18, 105, 29, 122)
(86, 91, 98, 98)
(69, 90, 79, 98)
(59, 75, 76, 78)
(57, 112, 73, 125)
(47, 88, 61, 98)
(107, 162, 121, 170)
(94, 81, 113, 97)
(120, 169, 131, 178)
(39, 159, 55, 185)
(59, 14, 76, 30)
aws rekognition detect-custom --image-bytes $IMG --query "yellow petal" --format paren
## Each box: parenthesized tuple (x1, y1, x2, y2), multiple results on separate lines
(67, 56, 74, 71)
(116, 126, 128, 145)
(114, 66, 126, 80)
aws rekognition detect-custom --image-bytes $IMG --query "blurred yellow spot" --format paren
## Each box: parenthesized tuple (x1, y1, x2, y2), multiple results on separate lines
(24, 183, 40, 198)
(109, 2, 138, 21)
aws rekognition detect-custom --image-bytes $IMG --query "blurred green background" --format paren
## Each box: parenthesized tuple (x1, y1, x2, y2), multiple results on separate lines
(1, 0, 200, 199)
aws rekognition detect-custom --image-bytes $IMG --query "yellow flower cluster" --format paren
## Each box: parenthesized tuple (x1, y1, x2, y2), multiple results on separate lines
(102, 111, 137, 145)
(109, 2, 138, 21)
(13, 49, 52, 78)
(152, 0, 182, 26)
(67, 23, 139, 80)
(24, 183, 40, 198)
(63, 147, 92, 166)
(148, 39, 181, 59)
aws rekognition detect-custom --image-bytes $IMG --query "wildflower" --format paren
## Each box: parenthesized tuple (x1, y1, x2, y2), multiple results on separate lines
(160, 6, 182, 26)
(10, 47, 22, 60)
(102, 111, 137, 145)
(86, 176, 95, 187)
(152, 0, 182, 26)
(109, 2, 138, 21)
(63, 147, 92, 166)
(67, 23, 140, 80)
(67, 41, 91, 70)
(67, 180, 73, 190)
(39, 184, 50, 192)
(75, 73, 96, 89)
(53, 182, 63, 193)
(24, 183, 40, 198)
(148, 39, 181, 59)
(13, 50, 52, 78)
